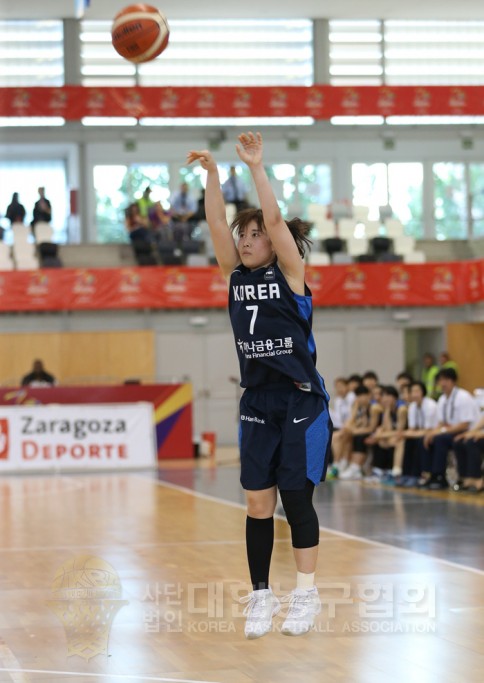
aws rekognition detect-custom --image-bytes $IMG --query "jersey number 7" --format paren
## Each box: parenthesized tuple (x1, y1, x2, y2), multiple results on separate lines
(246, 305, 258, 335)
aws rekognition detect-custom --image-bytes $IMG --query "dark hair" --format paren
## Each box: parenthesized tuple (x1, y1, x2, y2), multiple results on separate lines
(348, 373, 363, 385)
(382, 385, 399, 400)
(436, 367, 458, 382)
(396, 371, 413, 383)
(423, 352, 435, 362)
(355, 385, 370, 396)
(362, 371, 379, 381)
(231, 207, 311, 258)
(410, 381, 427, 397)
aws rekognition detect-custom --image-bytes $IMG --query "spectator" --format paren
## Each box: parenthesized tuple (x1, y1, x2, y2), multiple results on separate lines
(6, 192, 26, 225)
(371, 384, 384, 408)
(138, 186, 154, 219)
(222, 165, 249, 212)
(421, 352, 440, 399)
(396, 371, 413, 397)
(21, 359, 56, 387)
(439, 351, 458, 375)
(362, 370, 379, 392)
(369, 385, 408, 482)
(452, 413, 484, 493)
(339, 385, 383, 480)
(397, 381, 439, 488)
(32, 187, 52, 227)
(125, 203, 151, 243)
(347, 374, 363, 393)
(328, 377, 356, 477)
(422, 368, 479, 490)
(170, 182, 198, 224)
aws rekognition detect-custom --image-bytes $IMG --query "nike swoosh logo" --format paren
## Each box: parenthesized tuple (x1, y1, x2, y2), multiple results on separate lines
(293, 417, 309, 424)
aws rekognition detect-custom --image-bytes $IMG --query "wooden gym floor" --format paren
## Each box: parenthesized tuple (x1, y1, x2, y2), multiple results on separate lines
(0, 460, 482, 683)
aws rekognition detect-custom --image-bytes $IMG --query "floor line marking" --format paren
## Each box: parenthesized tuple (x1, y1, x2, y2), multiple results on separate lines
(140, 475, 484, 577)
(0, 669, 221, 683)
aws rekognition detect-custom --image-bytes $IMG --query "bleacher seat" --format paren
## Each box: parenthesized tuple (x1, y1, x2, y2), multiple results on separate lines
(323, 237, 345, 259)
(384, 219, 405, 238)
(394, 235, 416, 257)
(34, 222, 53, 243)
(352, 205, 370, 222)
(371, 236, 393, 258)
(403, 251, 427, 264)
(338, 218, 358, 240)
(308, 252, 330, 266)
(38, 242, 62, 268)
(0, 242, 14, 271)
(347, 237, 369, 258)
(363, 221, 381, 239)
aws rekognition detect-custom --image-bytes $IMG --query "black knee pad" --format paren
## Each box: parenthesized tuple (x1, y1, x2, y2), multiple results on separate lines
(279, 480, 319, 549)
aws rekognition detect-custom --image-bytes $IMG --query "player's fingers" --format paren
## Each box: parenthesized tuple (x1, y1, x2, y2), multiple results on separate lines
(256, 132, 262, 144)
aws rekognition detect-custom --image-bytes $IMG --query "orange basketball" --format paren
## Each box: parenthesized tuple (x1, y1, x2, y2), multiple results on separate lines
(111, 4, 170, 64)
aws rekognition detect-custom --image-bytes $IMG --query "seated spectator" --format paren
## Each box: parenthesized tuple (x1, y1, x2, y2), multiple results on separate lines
(339, 385, 383, 480)
(125, 203, 151, 243)
(21, 359, 56, 387)
(452, 413, 484, 493)
(170, 182, 198, 225)
(362, 370, 379, 392)
(421, 352, 440, 399)
(395, 371, 413, 403)
(397, 381, 438, 487)
(368, 385, 408, 482)
(328, 377, 356, 477)
(347, 374, 363, 393)
(422, 368, 479, 490)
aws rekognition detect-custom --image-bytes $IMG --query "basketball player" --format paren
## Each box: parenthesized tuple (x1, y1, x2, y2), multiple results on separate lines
(187, 132, 332, 639)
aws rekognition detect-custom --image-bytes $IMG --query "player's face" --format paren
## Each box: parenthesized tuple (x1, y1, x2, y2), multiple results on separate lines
(237, 221, 275, 270)
(410, 385, 424, 404)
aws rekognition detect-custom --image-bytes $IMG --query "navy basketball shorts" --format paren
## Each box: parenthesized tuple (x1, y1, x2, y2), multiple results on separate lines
(239, 384, 333, 491)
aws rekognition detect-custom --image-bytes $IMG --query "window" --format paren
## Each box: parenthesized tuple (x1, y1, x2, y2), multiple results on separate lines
(0, 21, 64, 86)
(0, 160, 68, 241)
(81, 19, 312, 87)
(470, 164, 484, 238)
(93, 164, 169, 242)
(352, 162, 423, 237)
(298, 164, 332, 217)
(433, 163, 468, 240)
(329, 20, 383, 86)
(385, 21, 484, 85)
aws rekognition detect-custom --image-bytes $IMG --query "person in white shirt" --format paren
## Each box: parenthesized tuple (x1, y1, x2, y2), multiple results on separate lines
(328, 377, 356, 476)
(222, 166, 249, 212)
(422, 368, 480, 490)
(396, 381, 438, 488)
(453, 413, 484, 493)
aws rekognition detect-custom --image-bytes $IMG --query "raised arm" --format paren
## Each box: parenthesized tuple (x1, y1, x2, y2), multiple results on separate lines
(187, 150, 239, 279)
(236, 132, 305, 294)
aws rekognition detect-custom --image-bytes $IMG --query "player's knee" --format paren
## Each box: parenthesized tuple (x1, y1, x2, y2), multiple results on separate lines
(279, 481, 319, 548)
(245, 491, 276, 518)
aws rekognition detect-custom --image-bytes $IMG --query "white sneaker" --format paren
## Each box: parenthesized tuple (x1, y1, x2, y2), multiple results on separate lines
(339, 463, 362, 480)
(240, 587, 281, 639)
(281, 587, 321, 636)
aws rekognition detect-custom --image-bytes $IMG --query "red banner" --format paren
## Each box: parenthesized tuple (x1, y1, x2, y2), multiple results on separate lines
(2, 86, 484, 119)
(0, 261, 481, 311)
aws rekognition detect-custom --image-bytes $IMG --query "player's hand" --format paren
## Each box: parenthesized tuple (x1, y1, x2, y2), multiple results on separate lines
(186, 150, 217, 172)
(236, 131, 263, 167)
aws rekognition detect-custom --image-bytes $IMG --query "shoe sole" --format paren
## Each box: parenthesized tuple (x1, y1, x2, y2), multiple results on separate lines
(245, 603, 281, 640)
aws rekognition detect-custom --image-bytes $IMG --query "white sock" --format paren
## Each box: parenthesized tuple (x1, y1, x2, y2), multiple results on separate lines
(336, 458, 348, 472)
(296, 571, 315, 591)
(392, 466, 402, 477)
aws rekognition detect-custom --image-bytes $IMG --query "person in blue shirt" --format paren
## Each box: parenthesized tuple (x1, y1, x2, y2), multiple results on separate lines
(222, 165, 249, 212)
(188, 132, 332, 640)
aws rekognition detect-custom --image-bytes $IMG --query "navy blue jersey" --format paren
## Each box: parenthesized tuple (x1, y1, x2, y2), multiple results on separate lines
(228, 262, 329, 399)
